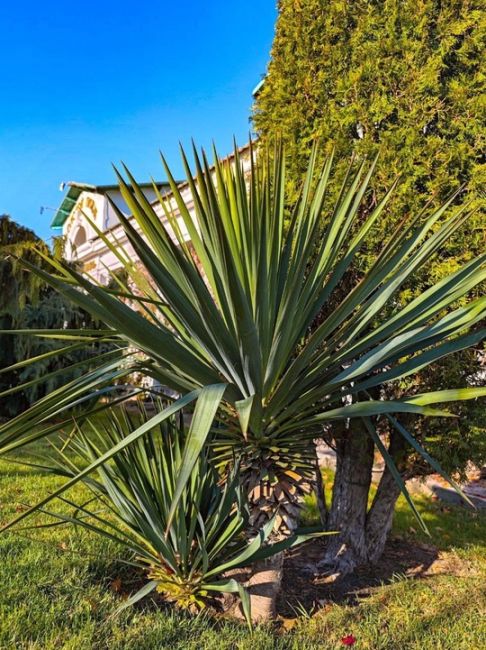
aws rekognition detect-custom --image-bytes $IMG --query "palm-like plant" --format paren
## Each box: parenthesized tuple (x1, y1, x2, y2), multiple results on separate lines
(1, 142, 485, 589)
(28, 398, 318, 625)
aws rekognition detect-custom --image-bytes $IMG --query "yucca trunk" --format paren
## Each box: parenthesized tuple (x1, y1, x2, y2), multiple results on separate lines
(243, 455, 315, 620)
(245, 553, 284, 621)
(319, 425, 406, 576)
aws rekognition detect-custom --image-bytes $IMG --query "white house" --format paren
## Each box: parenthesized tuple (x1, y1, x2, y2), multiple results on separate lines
(51, 146, 252, 283)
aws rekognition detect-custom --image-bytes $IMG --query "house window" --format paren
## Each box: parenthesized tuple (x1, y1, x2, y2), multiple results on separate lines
(73, 225, 87, 247)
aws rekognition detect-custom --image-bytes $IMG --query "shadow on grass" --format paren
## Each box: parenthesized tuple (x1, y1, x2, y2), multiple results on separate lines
(277, 535, 442, 618)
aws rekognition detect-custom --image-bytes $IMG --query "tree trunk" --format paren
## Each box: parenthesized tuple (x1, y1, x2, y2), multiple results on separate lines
(245, 553, 284, 622)
(318, 422, 409, 577)
(245, 458, 317, 623)
(365, 466, 402, 563)
(365, 428, 407, 563)
(318, 420, 375, 576)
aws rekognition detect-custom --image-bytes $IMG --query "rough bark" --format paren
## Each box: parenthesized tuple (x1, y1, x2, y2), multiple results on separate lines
(318, 420, 375, 576)
(241, 461, 314, 622)
(317, 420, 411, 577)
(365, 428, 407, 563)
(365, 466, 402, 563)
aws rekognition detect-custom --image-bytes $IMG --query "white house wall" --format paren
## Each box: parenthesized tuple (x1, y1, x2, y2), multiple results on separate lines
(62, 146, 252, 284)
(64, 187, 195, 284)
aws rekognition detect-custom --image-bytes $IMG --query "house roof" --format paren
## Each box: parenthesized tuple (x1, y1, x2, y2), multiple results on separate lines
(50, 181, 172, 229)
(252, 78, 265, 97)
(51, 143, 253, 231)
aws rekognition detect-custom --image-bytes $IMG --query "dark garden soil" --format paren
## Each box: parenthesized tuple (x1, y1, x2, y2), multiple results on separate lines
(277, 535, 471, 619)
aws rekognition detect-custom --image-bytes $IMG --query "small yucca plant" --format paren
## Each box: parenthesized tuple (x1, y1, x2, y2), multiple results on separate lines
(24, 394, 322, 625)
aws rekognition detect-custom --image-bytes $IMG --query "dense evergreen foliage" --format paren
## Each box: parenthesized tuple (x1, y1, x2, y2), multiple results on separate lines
(253, 0, 485, 216)
(253, 0, 486, 477)
(0, 216, 104, 418)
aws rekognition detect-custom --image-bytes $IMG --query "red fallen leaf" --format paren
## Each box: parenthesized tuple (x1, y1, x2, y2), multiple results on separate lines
(341, 634, 357, 646)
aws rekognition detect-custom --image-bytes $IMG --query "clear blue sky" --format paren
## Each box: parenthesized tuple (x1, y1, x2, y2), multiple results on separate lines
(0, 1, 276, 241)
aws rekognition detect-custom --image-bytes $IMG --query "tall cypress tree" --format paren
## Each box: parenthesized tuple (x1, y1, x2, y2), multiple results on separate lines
(254, 0, 484, 216)
(253, 0, 485, 573)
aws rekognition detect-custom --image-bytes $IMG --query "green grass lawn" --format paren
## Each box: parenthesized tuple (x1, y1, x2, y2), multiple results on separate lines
(0, 446, 484, 649)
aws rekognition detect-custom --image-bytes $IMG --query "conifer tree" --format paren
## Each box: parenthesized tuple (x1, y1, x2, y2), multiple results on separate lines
(0, 216, 104, 418)
(253, 0, 485, 573)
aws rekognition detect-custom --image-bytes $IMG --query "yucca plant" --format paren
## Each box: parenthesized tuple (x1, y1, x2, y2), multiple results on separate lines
(24, 396, 319, 626)
(1, 142, 485, 609)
